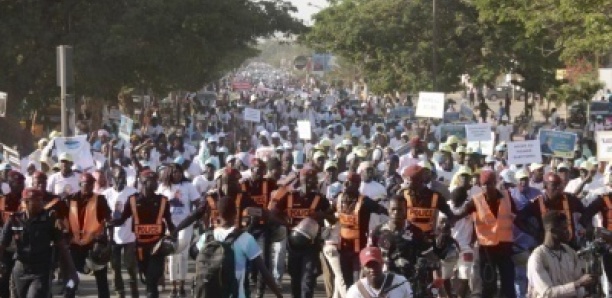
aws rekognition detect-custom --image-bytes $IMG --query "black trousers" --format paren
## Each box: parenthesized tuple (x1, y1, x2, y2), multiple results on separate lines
(12, 261, 50, 298)
(251, 228, 272, 298)
(0, 252, 15, 298)
(66, 247, 110, 298)
(339, 250, 360, 287)
(288, 246, 320, 298)
(136, 245, 165, 298)
(111, 242, 138, 296)
(479, 245, 516, 298)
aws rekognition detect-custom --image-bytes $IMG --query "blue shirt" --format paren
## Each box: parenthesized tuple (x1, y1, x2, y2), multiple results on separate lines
(510, 186, 542, 251)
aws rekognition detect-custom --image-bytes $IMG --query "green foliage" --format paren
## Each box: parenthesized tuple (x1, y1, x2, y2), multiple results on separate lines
(303, 0, 483, 93)
(549, 73, 604, 107)
(0, 0, 305, 116)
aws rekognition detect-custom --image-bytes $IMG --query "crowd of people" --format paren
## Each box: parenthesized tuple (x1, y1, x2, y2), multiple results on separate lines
(0, 84, 610, 298)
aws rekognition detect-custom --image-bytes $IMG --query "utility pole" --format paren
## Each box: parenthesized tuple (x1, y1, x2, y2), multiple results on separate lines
(432, 0, 438, 91)
(57, 45, 74, 137)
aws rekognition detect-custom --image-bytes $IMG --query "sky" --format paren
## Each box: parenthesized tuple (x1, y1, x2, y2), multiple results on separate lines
(288, 0, 328, 25)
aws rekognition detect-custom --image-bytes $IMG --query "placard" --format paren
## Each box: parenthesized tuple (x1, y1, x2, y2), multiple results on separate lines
(596, 131, 612, 161)
(297, 120, 312, 140)
(467, 132, 495, 156)
(243, 107, 261, 123)
(0, 144, 20, 169)
(538, 129, 577, 158)
(465, 123, 493, 142)
(0, 92, 6, 117)
(109, 107, 121, 120)
(119, 115, 134, 143)
(440, 124, 467, 142)
(416, 92, 445, 119)
(507, 140, 542, 165)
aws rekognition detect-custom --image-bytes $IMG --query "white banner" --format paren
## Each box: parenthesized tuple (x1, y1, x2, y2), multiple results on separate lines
(596, 131, 612, 161)
(51, 135, 95, 170)
(416, 92, 445, 119)
(243, 107, 261, 123)
(0, 92, 6, 117)
(119, 115, 134, 143)
(507, 140, 542, 165)
(465, 123, 493, 142)
(466, 132, 495, 156)
(297, 120, 312, 140)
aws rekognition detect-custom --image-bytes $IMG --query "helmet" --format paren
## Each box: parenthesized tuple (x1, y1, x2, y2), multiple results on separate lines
(152, 236, 176, 257)
(288, 218, 319, 250)
(85, 241, 111, 273)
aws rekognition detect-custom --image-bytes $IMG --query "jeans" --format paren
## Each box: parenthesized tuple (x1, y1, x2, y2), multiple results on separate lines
(323, 244, 347, 298)
(512, 250, 530, 298)
(271, 238, 287, 285)
(12, 261, 50, 298)
(288, 246, 320, 298)
(111, 242, 138, 297)
(479, 245, 516, 298)
(252, 228, 271, 298)
(67, 247, 110, 298)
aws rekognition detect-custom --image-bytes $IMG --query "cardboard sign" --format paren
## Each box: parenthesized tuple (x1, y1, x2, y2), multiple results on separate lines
(297, 120, 312, 140)
(119, 115, 134, 143)
(507, 140, 542, 165)
(467, 132, 495, 156)
(440, 124, 467, 142)
(466, 123, 493, 142)
(243, 107, 261, 123)
(538, 129, 577, 158)
(596, 131, 612, 161)
(0, 92, 6, 117)
(416, 92, 445, 119)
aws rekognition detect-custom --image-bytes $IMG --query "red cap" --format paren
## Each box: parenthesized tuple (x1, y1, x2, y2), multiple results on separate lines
(300, 167, 317, 177)
(480, 170, 496, 185)
(408, 137, 422, 147)
(8, 171, 24, 181)
(346, 172, 361, 184)
(359, 247, 383, 266)
(22, 188, 43, 200)
(32, 171, 47, 180)
(403, 165, 424, 180)
(80, 173, 96, 183)
(545, 172, 562, 184)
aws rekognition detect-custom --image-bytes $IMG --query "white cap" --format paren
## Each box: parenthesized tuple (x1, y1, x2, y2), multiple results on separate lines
(59, 152, 73, 162)
(485, 155, 496, 163)
(515, 169, 529, 180)
(529, 163, 544, 171)
(500, 169, 517, 184)
(271, 132, 281, 138)
(279, 126, 289, 132)
(207, 136, 218, 144)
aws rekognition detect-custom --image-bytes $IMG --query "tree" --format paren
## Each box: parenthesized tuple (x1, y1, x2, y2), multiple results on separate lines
(303, 0, 483, 93)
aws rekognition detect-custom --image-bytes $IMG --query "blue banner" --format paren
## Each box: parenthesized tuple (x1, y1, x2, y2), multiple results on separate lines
(538, 129, 577, 158)
(441, 123, 467, 142)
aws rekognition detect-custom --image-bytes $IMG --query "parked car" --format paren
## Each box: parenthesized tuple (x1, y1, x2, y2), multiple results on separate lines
(568, 101, 612, 128)
(488, 86, 526, 101)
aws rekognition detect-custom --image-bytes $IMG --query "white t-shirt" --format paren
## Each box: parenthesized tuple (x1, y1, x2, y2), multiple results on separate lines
(213, 227, 262, 298)
(496, 124, 513, 142)
(448, 199, 474, 251)
(47, 172, 80, 196)
(192, 175, 216, 196)
(436, 165, 458, 187)
(156, 182, 199, 225)
(359, 181, 388, 231)
(104, 186, 138, 244)
(346, 274, 412, 298)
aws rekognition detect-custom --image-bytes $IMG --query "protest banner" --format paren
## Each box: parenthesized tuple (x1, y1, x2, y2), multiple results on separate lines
(243, 107, 261, 123)
(440, 123, 467, 142)
(119, 115, 134, 143)
(389, 106, 414, 119)
(538, 129, 577, 158)
(49, 135, 95, 170)
(466, 123, 493, 142)
(0, 144, 20, 170)
(0, 92, 6, 117)
(507, 140, 542, 165)
(596, 131, 612, 161)
(443, 112, 461, 122)
(297, 120, 312, 140)
(467, 132, 495, 156)
(416, 92, 445, 119)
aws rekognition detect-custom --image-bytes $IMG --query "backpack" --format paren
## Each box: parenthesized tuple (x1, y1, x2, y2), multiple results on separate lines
(356, 273, 399, 298)
(193, 229, 244, 298)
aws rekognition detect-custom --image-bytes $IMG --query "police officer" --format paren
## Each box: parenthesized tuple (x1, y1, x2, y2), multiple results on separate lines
(336, 172, 387, 288)
(0, 188, 78, 298)
(65, 173, 112, 298)
(268, 167, 333, 298)
(241, 158, 278, 298)
(111, 169, 175, 298)
(0, 171, 26, 298)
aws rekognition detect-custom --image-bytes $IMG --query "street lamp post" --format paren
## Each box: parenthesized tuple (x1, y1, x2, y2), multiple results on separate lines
(432, 0, 438, 91)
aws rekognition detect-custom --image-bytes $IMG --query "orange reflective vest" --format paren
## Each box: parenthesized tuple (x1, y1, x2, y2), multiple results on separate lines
(338, 195, 364, 252)
(241, 181, 270, 224)
(537, 195, 574, 241)
(472, 192, 515, 246)
(207, 194, 243, 228)
(0, 196, 17, 224)
(287, 194, 320, 228)
(603, 195, 612, 231)
(404, 190, 439, 233)
(68, 195, 104, 246)
(130, 196, 167, 244)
